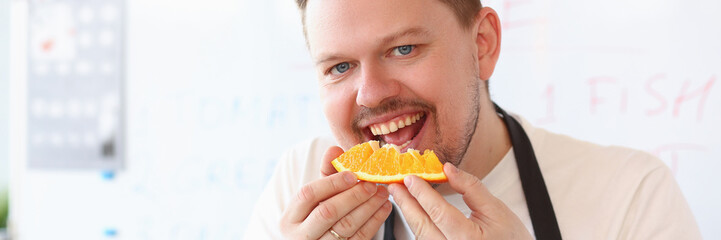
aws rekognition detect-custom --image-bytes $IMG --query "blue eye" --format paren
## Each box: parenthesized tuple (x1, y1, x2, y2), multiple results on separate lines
(331, 62, 351, 75)
(392, 45, 414, 56)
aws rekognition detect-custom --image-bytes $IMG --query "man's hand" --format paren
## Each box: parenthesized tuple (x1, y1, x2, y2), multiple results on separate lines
(389, 162, 532, 239)
(280, 146, 392, 240)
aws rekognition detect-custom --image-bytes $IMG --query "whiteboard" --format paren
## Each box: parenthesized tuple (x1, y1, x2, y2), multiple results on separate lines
(8, 0, 720, 239)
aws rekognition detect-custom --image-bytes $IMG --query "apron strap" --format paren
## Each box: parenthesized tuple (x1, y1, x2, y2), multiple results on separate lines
(495, 103, 562, 240)
(383, 205, 396, 240)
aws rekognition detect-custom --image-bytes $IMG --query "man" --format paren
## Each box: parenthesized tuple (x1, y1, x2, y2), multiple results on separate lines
(244, 0, 701, 239)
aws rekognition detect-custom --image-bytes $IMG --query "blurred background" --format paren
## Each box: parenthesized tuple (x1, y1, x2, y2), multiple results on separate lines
(1, 0, 720, 239)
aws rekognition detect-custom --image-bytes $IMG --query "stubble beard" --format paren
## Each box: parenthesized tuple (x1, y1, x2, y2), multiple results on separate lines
(433, 76, 482, 167)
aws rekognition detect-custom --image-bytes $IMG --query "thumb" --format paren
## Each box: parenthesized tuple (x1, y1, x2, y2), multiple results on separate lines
(320, 146, 345, 177)
(444, 162, 499, 213)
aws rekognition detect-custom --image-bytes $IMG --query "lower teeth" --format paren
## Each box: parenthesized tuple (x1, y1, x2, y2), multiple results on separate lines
(378, 140, 413, 152)
(399, 140, 412, 149)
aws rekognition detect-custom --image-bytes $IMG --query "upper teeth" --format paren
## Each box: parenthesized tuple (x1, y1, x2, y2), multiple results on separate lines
(370, 112, 424, 136)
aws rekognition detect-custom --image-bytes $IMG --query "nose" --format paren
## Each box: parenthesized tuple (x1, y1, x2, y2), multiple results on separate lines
(355, 62, 401, 108)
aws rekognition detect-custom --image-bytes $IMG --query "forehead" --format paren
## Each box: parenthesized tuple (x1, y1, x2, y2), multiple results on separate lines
(304, 0, 460, 59)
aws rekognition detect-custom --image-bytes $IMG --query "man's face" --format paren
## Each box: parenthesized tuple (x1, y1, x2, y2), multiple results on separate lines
(306, 0, 483, 165)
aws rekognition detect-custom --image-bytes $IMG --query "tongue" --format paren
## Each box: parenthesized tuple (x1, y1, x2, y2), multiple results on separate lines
(381, 119, 423, 146)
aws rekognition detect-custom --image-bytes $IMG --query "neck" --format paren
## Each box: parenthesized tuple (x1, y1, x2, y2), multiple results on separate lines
(437, 99, 511, 194)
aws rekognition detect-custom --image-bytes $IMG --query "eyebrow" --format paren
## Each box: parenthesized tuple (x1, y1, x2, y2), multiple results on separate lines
(380, 27, 431, 47)
(315, 27, 432, 65)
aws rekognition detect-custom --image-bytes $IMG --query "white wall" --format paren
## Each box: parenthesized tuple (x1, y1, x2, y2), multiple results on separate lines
(0, 0, 10, 190)
(8, 0, 721, 239)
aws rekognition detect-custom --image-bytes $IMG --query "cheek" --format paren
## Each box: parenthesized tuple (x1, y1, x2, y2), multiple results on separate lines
(322, 88, 348, 124)
(321, 84, 358, 143)
(403, 47, 477, 134)
(406, 52, 472, 110)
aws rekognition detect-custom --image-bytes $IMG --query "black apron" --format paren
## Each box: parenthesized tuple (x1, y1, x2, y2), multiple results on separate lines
(382, 104, 562, 240)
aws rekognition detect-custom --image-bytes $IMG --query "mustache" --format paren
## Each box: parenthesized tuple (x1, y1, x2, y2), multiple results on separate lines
(352, 98, 436, 132)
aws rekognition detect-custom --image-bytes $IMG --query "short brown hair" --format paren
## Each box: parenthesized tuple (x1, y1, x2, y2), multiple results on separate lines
(295, 0, 482, 30)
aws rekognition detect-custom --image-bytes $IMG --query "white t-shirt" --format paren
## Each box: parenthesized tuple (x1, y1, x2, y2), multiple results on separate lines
(244, 116, 701, 239)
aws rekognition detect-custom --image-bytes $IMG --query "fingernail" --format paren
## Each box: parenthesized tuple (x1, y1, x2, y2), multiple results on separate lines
(364, 182, 377, 193)
(448, 163, 460, 173)
(343, 172, 356, 184)
(387, 184, 396, 195)
(404, 176, 413, 188)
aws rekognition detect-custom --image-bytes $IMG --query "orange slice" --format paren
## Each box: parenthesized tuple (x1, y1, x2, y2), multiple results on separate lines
(331, 141, 448, 184)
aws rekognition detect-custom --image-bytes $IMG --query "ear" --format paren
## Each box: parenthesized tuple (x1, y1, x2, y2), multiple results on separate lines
(473, 7, 502, 81)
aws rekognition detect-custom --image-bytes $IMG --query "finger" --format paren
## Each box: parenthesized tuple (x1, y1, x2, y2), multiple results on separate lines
(285, 171, 357, 223)
(350, 199, 393, 240)
(321, 146, 345, 177)
(319, 230, 341, 240)
(387, 183, 445, 239)
(300, 181, 378, 238)
(444, 163, 498, 213)
(445, 163, 532, 238)
(403, 175, 475, 239)
(332, 185, 390, 237)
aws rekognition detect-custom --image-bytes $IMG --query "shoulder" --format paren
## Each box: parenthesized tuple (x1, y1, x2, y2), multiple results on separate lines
(281, 136, 337, 165)
(518, 117, 665, 183)
(276, 136, 339, 187)
(515, 117, 699, 238)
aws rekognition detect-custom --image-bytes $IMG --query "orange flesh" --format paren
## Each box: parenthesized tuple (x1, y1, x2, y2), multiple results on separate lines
(331, 141, 448, 184)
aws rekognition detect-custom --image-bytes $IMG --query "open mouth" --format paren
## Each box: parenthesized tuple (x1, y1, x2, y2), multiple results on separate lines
(365, 111, 427, 152)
